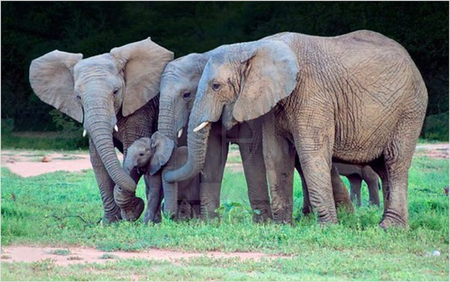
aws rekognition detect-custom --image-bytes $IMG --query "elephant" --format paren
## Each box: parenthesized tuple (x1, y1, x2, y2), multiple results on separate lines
(164, 30, 428, 228)
(119, 133, 200, 223)
(156, 48, 273, 222)
(158, 48, 355, 223)
(334, 163, 381, 207)
(29, 38, 174, 222)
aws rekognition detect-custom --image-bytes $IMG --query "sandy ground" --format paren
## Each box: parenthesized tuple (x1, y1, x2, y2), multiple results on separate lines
(0, 246, 290, 265)
(1, 143, 447, 265)
(1, 144, 448, 178)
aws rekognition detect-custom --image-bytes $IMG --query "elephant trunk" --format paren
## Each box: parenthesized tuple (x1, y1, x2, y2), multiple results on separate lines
(158, 98, 178, 143)
(84, 99, 141, 220)
(164, 105, 211, 183)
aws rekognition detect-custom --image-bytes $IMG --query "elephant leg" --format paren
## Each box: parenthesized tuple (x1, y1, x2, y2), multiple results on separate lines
(378, 130, 418, 228)
(238, 138, 272, 222)
(370, 162, 389, 211)
(363, 168, 381, 206)
(262, 120, 295, 223)
(348, 175, 362, 207)
(294, 129, 336, 224)
(199, 130, 229, 220)
(144, 172, 163, 224)
(331, 166, 354, 213)
(295, 157, 313, 216)
(89, 140, 121, 223)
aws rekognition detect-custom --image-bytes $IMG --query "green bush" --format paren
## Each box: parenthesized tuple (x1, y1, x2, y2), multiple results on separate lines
(424, 112, 449, 141)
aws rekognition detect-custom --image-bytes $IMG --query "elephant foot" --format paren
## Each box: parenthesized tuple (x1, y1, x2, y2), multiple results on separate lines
(316, 205, 338, 225)
(379, 212, 408, 229)
(302, 204, 313, 216)
(252, 206, 272, 223)
(144, 210, 162, 224)
(101, 204, 122, 224)
(120, 197, 145, 222)
(103, 212, 122, 224)
(335, 200, 355, 214)
(272, 209, 292, 224)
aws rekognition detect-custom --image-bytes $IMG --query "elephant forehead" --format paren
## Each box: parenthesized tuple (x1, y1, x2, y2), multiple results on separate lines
(74, 54, 117, 78)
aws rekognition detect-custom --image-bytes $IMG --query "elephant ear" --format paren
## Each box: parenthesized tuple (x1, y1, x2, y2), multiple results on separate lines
(232, 40, 299, 122)
(29, 50, 83, 123)
(148, 131, 175, 176)
(110, 38, 174, 117)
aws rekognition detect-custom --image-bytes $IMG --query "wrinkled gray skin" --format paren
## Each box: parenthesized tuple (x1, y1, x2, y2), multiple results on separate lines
(157, 48, 272, 222)
(166, 30, 428, 228)
(120, 134, 200, 223)
(29, 39, 173, 222)
(334, 163, 381, 207)
(160, 49, 354, 223)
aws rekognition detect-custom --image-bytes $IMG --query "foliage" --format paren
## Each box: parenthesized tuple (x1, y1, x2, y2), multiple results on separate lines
(424, 112, 449, 141)
(1, 2, 448, 140)
(1, 151, 448, 280)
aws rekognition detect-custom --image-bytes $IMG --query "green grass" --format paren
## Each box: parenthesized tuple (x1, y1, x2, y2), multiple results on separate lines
(1, 152, 449, 280)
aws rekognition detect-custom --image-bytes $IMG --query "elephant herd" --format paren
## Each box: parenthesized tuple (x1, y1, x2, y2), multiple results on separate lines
(29, 30, 427, 229)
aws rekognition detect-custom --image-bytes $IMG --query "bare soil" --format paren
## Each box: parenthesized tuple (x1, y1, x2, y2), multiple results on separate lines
(2, 144, 447, 178)
(1, 246, 291, 265)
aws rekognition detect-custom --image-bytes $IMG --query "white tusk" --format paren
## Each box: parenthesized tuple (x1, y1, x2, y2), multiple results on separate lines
(83, 129, 87, 137)
(193, 121, 210, 132)
(178, 129, 183, 138)
(114, 124, 119, 132)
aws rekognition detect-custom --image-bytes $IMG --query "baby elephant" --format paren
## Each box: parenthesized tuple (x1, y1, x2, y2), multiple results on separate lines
(334, 163, 381, 207)
(121, 132, 200, 223)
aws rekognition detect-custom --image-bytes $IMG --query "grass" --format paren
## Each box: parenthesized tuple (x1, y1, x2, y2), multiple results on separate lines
(1, 151, 449, 280)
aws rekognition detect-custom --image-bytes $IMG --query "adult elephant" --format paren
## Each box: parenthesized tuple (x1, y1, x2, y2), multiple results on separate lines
(157, 48, 354, 223)
(156, 47, 272, 222)
(165, 30, 428, 228)
(29, 38, 174, 222)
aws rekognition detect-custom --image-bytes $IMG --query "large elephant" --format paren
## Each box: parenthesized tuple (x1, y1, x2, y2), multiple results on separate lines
(158, 48, 355, 223)
(165, 30, 428, 228)
(334, 163, 381, 207)
(29, 38, 174, 222)
(119, 133, 200, 223)
(157, 48, 272, 222)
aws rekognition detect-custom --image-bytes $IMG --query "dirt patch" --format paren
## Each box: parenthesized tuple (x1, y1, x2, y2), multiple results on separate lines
(1, 150, 95, 177)
(1, 246, 291, 266)
(415, 144, 449, 159)
(1, 144, 448, 178)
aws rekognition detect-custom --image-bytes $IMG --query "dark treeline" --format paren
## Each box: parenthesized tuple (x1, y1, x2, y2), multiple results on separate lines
(2, 2, 448, 136)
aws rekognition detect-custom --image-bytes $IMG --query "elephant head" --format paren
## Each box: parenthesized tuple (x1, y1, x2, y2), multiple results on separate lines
(123, 132, 174, 177)
(164, 40, 299, 183)
(157, 46, 231, 215)
(158, 53, 208, 142)
(29, 38, 174, 220)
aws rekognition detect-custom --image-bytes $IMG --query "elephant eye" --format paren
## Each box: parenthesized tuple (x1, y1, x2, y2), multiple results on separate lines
(113, 88, 119, 95)
(76, 95, 82, 101)
(139, 152, 145, 157)
(212, 83, 221, 91)
(182, 92, 191, 99)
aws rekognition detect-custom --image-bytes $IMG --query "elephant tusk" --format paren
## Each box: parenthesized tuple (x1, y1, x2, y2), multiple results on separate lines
(178, 129, 183, 138)
(114, 124, 119, 132)
(193, 121, 210, 132)
(83, 129, 87, 137)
